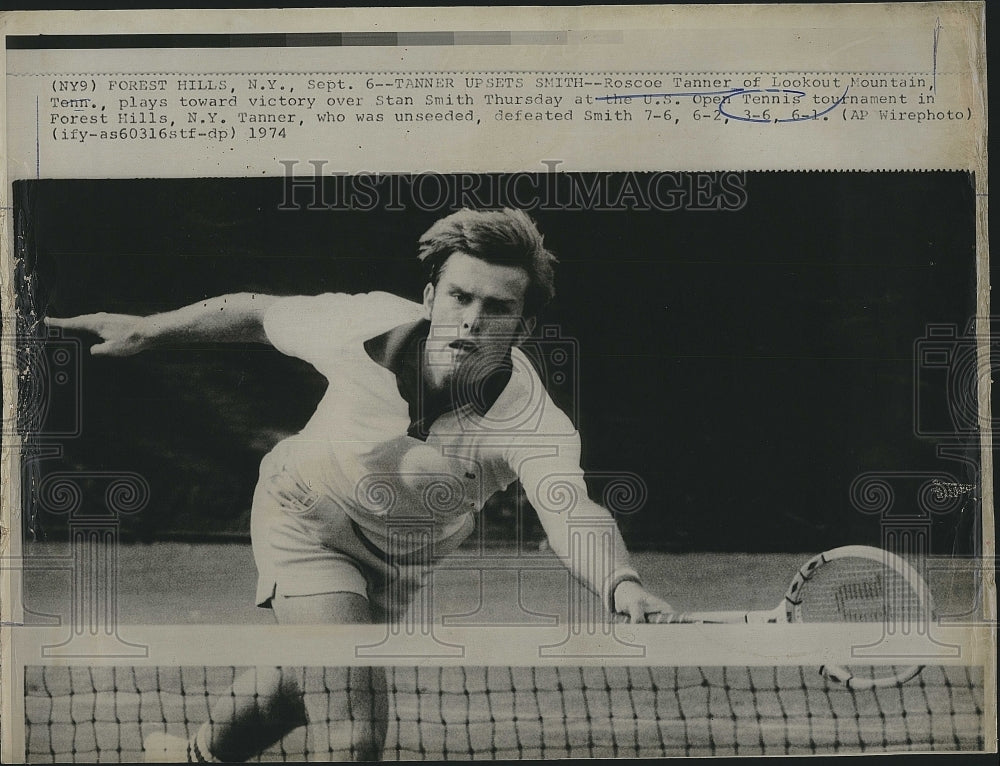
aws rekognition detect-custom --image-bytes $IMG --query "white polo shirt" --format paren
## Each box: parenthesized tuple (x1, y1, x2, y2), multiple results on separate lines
(261, 291, 590, 556)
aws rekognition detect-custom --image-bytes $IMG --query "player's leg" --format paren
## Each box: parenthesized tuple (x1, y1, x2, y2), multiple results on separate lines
(142, 668, 303, 764)
(271, 591, 374, 623)
(192, 666, 309, 762)
(270, 593, 388, 762)
(157, 594, 386, 763)
(182, 594, 385, 763)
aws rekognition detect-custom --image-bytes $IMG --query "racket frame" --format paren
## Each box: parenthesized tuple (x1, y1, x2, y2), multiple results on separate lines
(795, 545, 934, 690)
(630, 545, 935, 688)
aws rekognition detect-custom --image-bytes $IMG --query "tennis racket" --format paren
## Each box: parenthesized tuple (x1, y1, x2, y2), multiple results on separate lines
(618, 545, 934, 689)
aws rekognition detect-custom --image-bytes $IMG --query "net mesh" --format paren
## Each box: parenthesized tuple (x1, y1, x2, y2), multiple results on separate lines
(25, 664, 985, 761)
(797, 556, 929, 623)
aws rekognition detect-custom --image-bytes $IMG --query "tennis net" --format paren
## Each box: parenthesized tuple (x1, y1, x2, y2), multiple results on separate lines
(25, 664, 985, 761)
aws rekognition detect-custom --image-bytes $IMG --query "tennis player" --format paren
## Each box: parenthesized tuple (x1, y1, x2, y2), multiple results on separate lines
(49, 207, 672, 761)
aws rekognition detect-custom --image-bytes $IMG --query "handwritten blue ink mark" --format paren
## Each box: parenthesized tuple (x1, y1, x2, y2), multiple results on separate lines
(596, 86, 851, 123)
(597, 89, 739, 102)
(719, 88, 805, 123)
(724, 86, 849, 123)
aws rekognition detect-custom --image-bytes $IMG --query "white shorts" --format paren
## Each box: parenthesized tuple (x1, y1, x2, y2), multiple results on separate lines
(250, 449, 474, 622)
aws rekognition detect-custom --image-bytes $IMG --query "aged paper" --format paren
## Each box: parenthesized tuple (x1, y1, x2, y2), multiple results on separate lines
(0, 4, 993, 762)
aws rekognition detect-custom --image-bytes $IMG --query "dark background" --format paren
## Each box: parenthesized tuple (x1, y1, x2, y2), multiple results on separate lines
(14, 172, 980, 553)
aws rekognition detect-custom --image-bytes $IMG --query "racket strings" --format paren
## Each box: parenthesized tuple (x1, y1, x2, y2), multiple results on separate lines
(796, 558, 930, 625)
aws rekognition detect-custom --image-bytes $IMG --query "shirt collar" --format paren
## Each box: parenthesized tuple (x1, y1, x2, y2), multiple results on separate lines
(363, 318, 429, 377)
(364, 320, 513, 438)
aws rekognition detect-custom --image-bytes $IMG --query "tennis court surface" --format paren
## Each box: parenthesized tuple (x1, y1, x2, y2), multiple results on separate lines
(21, 543, 984, 625)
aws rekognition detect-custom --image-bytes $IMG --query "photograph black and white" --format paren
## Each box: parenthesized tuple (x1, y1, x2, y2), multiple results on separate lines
(11, 171, 988, 760)
(0, 3, 991, 762)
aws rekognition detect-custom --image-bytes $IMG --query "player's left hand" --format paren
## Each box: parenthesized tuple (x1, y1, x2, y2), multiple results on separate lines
(613, 581, 674, 623)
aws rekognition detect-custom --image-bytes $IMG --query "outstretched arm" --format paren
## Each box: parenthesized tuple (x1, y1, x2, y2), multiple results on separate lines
(517, 450, 674, 623)
(532, 491, 674, 623)
(47, 293, 278, 356)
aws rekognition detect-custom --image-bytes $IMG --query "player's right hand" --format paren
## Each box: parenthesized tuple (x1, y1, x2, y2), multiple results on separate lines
(46, 313, 149, 356)
(613, 580, 675, 624)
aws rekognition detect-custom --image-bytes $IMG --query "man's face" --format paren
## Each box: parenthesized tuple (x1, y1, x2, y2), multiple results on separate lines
(422, 252, 535, 391)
